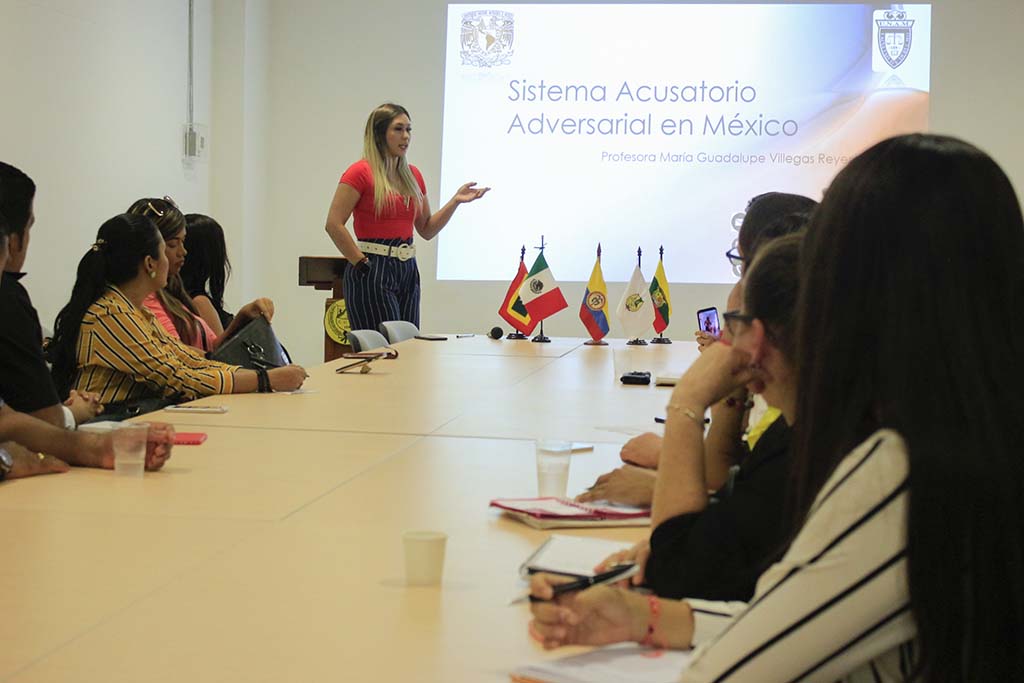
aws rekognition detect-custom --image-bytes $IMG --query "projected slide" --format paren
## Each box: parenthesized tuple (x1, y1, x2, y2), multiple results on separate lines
(437, 3, 931, 282)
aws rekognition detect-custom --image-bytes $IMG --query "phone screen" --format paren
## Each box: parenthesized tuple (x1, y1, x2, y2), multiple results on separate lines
(696, 307, 720, 337)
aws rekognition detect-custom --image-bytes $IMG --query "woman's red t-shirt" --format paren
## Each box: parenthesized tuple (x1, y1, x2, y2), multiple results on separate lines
(339, 159, 427, 240)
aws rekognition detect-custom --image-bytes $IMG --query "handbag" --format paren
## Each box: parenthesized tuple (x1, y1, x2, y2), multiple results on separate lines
(208, 316, 290, 370)
(94, 396, 177, 422)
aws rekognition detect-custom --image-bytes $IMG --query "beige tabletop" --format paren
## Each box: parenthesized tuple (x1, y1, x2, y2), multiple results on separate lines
(5, 439, 644, 683)
(3, 336, 702, 682)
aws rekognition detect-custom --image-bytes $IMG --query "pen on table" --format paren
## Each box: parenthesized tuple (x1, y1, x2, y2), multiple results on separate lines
(456, 333, 475, 338)
(655, 416, 710, 425)
(508, 564, 639, 606)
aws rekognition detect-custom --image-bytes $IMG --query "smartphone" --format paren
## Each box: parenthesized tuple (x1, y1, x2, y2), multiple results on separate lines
(174, 432, 208, 445)
(696, 307, 721, 337)
(164, 405, 228, 414)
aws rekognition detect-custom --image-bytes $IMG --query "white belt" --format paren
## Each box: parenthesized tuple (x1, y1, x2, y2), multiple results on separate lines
(357, 241, 416, 262)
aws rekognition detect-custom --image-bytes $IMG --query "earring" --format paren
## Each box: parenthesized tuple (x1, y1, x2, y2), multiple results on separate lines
(149, 271, 157, 279)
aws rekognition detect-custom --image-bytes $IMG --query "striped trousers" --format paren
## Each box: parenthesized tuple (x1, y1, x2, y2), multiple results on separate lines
(343, 237, 421, 332)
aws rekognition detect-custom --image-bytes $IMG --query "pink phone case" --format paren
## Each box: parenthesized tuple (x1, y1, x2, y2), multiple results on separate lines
(174, 432, 208, 446)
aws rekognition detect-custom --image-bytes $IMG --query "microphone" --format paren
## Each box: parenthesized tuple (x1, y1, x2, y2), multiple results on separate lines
(489, 326, 504, 340)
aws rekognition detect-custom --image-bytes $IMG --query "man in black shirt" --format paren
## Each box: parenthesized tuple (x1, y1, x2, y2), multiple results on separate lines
(0, 163, 172, 477)
(0, 162, 102, 427)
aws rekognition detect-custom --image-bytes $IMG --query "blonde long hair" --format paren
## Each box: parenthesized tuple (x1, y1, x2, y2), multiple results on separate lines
(363, 103, 423, 216)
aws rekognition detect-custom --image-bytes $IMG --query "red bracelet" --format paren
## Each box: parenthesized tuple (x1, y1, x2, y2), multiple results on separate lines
(640, 594, 661, 648)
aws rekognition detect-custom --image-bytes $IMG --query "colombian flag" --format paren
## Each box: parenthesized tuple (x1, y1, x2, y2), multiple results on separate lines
(580, 256, 610, 341)
(499, 260, 537, 335)
(650, 257, 672, 334)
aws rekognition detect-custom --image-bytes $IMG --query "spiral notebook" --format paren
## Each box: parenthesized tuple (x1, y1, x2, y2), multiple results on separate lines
(490, 497, 651, 529)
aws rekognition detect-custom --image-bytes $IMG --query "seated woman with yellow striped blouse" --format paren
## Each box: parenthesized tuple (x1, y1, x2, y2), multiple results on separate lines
(49, 213, 307, 408)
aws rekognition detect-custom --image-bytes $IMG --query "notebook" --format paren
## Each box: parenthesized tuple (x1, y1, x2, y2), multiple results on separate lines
(490, 498, 651, 529)
(510, 644, 692, 683)
(519, 535, 635, 578)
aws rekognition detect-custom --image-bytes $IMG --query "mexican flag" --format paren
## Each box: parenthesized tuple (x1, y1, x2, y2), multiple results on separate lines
(650, 257, 672, 334)
(520, 252, 568, 322)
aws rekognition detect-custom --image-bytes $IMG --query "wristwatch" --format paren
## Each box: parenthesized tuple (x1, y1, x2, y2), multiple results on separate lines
(0, 446, 13, 482)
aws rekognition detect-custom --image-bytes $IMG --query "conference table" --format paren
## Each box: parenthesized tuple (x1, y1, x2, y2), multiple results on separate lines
(1, 335, 699, 682)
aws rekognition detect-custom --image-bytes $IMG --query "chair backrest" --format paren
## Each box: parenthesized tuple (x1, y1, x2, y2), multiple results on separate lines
(348, 329, 389, 352)
(378, 320, 420, 344)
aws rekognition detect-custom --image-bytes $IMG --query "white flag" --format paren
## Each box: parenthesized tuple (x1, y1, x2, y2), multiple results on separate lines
(615, 265, 655, 338)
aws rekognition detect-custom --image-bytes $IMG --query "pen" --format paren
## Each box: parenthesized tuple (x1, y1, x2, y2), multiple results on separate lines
(456, 333, 475, 338)
(508, 563, 639, 605)
(655, 416, 710, 425)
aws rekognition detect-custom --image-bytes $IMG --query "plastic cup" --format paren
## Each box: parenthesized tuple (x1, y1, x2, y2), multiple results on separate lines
(403, 531, 448, 586)
(535, 440, 572, 498)
(112, 423, 148, 477)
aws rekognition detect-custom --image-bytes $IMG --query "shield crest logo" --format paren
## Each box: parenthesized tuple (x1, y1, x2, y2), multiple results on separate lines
(876, 10, 914, 69)
(461, 10, 514, 68)
(625, 294, 645, 313)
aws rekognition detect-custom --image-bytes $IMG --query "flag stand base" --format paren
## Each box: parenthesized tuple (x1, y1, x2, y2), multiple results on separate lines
(506, 333, 528, 340)
(532, 321, 551, 343)
(584, 339, 608, 346)
(650, 335, 672, 344)
(627, 337, 648, 346)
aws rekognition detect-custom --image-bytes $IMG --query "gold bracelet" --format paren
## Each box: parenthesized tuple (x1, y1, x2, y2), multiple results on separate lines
(666, 403, 707, 427)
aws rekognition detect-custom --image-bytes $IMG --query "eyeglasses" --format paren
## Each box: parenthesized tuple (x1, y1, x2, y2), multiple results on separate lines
(722, 309, 755, 337)
(725, 247, 744, 276)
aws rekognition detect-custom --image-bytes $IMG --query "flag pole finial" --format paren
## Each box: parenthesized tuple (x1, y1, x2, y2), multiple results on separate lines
(659, 245, 664, 260)
(597, 242, 602, 262)
(520, 245, 526, 262)
(637, 246, 642, 268)
(535, 235, 546, 252)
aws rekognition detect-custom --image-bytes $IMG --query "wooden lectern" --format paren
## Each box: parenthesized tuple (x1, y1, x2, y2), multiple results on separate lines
(298, 256, 352, 361)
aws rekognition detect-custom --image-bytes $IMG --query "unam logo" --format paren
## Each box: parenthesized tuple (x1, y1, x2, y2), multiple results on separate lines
(461, 10, 514, 68)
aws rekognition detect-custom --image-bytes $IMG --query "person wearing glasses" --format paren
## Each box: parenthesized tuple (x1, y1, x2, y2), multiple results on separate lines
(579, 234, 803, 604)
(618, 193, 816, 473)
(699, 192, 818, 351)
(127, 197, 275, 353)
(48, 213, 307, 411)
(529, 134, 1024, 683)
(324, 103, 489, 333)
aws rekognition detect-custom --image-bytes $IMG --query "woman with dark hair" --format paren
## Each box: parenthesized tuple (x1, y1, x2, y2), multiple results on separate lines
(324, 102, 489, 332)
(180, 213, 233, 334)
(128, 198, 274, 352)
(528, 134, 1024, 682)
(582, 234, 804, 604)
(49, 214, 306, 407)
(619, 195, 815, 473)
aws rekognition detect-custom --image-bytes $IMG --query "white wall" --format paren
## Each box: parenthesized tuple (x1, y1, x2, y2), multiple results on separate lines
(0, 0, 213, 326)
(4, 1, 1023, 368)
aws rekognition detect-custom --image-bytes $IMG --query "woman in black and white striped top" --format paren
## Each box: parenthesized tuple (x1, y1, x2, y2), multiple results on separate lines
(529, 134, 1024, 682)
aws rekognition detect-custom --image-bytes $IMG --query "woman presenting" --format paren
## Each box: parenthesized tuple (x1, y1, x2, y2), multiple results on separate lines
(325, 103, 489, 332)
